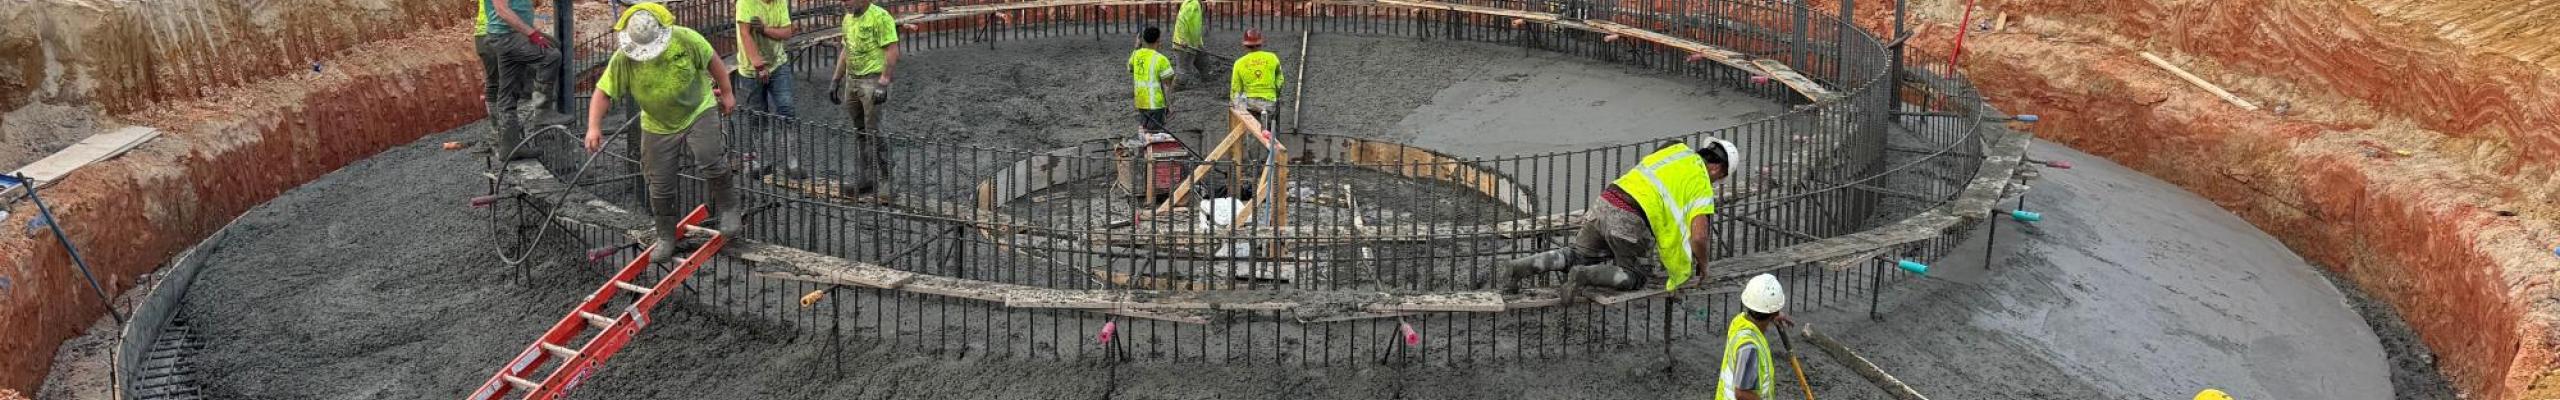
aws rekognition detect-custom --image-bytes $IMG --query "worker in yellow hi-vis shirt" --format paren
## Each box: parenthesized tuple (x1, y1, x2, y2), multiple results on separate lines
(1491, 139, 1737, 301)
(1228, 29, 1283, 124)
(829, 0, 901, 196)
(1130, 26, 1177, 133)
(1716, 274, 1790, 400)
(1171, 0, 1208, 77)
(581, 3, 740, 260)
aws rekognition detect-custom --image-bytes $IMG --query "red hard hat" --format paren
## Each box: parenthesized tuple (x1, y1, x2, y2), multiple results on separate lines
(1242, 29, 1264, 47)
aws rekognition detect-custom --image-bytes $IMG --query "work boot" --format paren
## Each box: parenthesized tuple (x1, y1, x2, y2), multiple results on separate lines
(709, 179, 744, 233)
(1490, 256, 1542, 294)
(649, 212, 681, 261)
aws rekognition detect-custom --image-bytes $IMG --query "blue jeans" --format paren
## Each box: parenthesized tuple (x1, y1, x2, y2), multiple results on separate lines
(733, 66, 796, 120)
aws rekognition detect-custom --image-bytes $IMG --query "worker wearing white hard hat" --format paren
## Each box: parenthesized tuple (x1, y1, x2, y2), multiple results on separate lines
(1716, 273, 1789, 400)
(1491, 139, 1737, 300)
(583, 2, 742, 260)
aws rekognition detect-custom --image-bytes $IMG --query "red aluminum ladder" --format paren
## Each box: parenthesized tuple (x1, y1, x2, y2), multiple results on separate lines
(467, 204, 728, 400)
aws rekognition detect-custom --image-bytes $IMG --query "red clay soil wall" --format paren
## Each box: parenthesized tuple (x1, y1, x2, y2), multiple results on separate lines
(1866, 0, 2560, 398)
(0, 0, 469, 115)
(0, 22, 485, 397)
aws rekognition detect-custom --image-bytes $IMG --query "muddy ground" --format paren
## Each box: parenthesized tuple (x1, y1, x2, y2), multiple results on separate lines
(40, 34, 2454, 399)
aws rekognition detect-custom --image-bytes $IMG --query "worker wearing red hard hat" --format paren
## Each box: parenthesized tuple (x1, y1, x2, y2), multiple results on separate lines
(1229, 29, 1284, 124)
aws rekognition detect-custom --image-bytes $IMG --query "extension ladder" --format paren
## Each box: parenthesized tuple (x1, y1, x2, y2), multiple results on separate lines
(467, 205, 728, 400)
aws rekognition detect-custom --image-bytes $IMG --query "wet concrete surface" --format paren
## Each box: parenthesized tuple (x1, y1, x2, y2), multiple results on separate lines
(1802, 139, 2401, 399)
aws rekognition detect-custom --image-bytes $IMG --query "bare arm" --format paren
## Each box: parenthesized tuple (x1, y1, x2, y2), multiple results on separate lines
(736, 22, 763, 74)
(878, 42, 901, 84)
(710, 55, 737, 113)
(761, 24, 798, 39)
(582, 87, 612, 151)
(1685, 214, 1713, 289)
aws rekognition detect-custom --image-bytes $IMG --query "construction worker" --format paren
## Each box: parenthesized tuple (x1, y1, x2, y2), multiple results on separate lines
(733, 0, 798, 121)
(829, 0, 901, 195)
(1130, 26, 1176, 133)
(475, 0, 559, 161)
(1229, 29, 1283, 124)
(1717, 274, 1790, 400)
(581, 3, 741, 259)
(1492, 139, 1736, 299)
(1171, 0, 1208, 77)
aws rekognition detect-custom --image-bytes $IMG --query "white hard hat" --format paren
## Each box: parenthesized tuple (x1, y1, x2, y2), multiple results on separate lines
(1742, 273, 1785, 313)
(1700, 138, 1738, 171)
(617, 9, 672, 62)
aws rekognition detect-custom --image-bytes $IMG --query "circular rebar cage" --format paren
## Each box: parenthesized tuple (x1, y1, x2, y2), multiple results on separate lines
(508, 0, 2016, 365)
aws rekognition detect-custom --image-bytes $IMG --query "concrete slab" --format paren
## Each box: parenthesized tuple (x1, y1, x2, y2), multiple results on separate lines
(1808, 139, 2393, 400)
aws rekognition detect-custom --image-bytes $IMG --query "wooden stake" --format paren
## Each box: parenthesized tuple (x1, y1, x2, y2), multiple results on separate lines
(2138, 52, 2261, 111)
(1802, 324, 1934, 400)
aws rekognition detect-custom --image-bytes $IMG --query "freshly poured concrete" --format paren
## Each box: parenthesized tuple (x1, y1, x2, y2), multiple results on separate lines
(1398, 61, 1776, 157)
(1808, 139, 2399, 399)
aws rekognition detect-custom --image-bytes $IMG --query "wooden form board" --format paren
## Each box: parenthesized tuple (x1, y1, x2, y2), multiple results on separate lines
(1752, 59, 1840, 102)
(5, 126, 159, 198)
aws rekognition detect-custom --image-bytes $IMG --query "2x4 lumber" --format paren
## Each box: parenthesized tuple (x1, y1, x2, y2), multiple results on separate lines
(1365, 291, 1504, 312)
(6, 126, 159, 197)
(1155, 116, 1255, 213)
(731, 241, 920, 289)
(1802, 325, 1933, 400)
(1371, 0, 1557, 22)
(1580, 20, 1762, 74)
(2137, 52, 2261, 111)
(1750, 59, 1839, 102)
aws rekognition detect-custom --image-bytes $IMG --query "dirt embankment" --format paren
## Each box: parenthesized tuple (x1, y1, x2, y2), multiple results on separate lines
(0, 0, 467, 114)
(0, 0, 488, 392)
(1854, 0, 2560, 398)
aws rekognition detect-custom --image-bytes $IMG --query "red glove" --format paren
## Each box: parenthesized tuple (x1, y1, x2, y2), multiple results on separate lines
(527, 32, 553, 49)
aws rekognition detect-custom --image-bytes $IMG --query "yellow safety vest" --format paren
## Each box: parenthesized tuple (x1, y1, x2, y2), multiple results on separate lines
(1608, 143, 1717, 291)
(1715, 314, 1777, 400)
(1129, 47, 1173, 110)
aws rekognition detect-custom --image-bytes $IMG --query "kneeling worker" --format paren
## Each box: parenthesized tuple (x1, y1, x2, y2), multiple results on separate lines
(1492, 139, 1736, 299)
(1718, 273, 1790, 400)
(582, 3, 742, 259)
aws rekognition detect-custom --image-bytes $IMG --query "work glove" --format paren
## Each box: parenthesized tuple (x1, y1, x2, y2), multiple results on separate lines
(870, 85, 888, 105)
(527, 32, 552, 49)
(829, 78, 845, 105)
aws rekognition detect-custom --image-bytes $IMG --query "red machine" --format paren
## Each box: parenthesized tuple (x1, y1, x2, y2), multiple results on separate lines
(467, 205, 728, 400)
(1143, 132, 1191, 192)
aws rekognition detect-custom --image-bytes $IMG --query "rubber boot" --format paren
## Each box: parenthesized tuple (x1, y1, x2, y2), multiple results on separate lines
(709, 179, 744, 232)
(1490, 250, 1569, 294)
(1558, 265, 1635, 303)
(650, 212, 681, 261)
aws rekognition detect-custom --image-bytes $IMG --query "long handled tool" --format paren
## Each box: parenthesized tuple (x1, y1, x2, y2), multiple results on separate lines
(1778, 325, 1818, 400)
